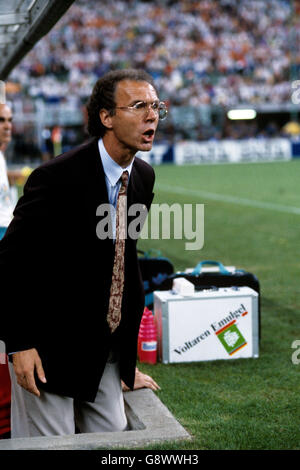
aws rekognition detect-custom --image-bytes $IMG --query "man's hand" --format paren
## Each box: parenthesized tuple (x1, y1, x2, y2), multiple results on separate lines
(122, 367, 160, 392)
(12, 348, 47, 397)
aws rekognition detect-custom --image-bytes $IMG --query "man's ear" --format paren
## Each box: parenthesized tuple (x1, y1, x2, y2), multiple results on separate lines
(99, 109, 113, 130)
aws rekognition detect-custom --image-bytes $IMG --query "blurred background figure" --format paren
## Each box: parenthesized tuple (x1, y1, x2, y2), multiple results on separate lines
(0, 104, 22, 240)
(0, 103, 15, 440)
(0, 102, 32, 440)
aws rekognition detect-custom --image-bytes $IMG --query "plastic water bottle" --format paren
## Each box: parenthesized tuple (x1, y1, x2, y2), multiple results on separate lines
(138, 307, 157, 364)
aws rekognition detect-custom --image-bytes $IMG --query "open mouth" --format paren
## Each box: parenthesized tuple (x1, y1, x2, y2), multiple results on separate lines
(143, 129, 155, 138)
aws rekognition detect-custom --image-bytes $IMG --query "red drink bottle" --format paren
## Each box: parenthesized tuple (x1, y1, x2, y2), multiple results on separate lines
(138, 307, 157, 364)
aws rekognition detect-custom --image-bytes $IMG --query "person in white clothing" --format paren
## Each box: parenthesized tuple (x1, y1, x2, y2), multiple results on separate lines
(0, 104, 15, 240)
(0, 104, 27, 239)
(0, 102, 24, 440)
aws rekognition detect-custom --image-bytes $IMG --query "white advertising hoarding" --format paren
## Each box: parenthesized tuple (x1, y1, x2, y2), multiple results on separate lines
(137, 138, 291, 165)
(174, 138, 291, 165)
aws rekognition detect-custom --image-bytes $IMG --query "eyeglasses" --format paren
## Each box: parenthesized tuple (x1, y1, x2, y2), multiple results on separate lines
(115, 101, 168, 120)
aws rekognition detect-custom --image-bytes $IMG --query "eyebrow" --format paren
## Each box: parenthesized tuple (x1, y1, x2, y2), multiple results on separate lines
(128, 99, 160, 106)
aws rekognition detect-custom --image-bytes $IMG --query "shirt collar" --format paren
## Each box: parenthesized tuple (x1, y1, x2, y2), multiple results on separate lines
(98, 138, 134, 187)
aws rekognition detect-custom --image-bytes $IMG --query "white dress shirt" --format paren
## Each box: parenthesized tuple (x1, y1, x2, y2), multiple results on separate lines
(98, 138, 133, 240)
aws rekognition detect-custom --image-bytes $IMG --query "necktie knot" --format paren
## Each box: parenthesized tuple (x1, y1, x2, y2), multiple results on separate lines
(121, 170, 129, 188)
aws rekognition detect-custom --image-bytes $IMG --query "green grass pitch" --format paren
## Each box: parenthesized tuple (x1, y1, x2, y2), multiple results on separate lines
(137, 159, 300, 450)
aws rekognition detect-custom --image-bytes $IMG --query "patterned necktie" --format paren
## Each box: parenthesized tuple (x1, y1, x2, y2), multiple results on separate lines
(107, 170, 129, 333)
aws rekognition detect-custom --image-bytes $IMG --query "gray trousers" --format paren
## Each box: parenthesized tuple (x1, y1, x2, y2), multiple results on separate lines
(9, 358, 128, 438)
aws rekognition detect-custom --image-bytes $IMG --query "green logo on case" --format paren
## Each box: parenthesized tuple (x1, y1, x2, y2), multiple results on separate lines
(216, 322, 247, 355)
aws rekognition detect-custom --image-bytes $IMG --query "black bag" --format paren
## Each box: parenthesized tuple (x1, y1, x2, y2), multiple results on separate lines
(138, 249, 174, 309)
(167, 260, 259, 292)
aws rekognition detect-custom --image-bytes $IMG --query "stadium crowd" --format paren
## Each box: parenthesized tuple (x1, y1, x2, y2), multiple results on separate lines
(9, 0, 299, 108)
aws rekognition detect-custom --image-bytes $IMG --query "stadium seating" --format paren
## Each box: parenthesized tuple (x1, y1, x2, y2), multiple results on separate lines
(8, 0, 298, 108)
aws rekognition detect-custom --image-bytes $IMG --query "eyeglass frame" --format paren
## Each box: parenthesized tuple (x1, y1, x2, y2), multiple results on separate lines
(114, 100, 168, 120)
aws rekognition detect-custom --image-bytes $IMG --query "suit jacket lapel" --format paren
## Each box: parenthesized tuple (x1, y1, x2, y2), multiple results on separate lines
(127, 159, 146, 208)
(87, 137, 110, 207)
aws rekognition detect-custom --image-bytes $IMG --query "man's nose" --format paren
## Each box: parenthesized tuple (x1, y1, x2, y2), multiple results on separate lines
(145, 105, 157, 121)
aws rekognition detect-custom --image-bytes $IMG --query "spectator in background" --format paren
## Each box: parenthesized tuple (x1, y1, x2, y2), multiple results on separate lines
(0, 103, 36, 440)
(5, 0, 296, 144)
(9, 0, 295, 110)
(0, 104, 26, 215)
(0, 104, 16, 239)
(0, 103, 19, 440)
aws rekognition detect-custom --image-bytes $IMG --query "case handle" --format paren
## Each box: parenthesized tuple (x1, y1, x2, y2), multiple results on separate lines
(191, 260, 230, 275)
(137, 248, 162, 258)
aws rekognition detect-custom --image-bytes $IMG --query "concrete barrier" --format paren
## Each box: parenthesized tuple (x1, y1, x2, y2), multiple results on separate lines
(0, 389, 191, 450)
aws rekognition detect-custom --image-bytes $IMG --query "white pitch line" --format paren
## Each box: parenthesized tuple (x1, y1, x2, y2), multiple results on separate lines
(156, 184, 300, 215)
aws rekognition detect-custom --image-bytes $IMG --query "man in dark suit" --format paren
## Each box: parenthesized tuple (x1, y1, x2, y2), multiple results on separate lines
(0, 69, 167, 437)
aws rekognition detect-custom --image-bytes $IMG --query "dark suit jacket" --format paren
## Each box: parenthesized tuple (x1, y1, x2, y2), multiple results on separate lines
(0, 137, 155, 402)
